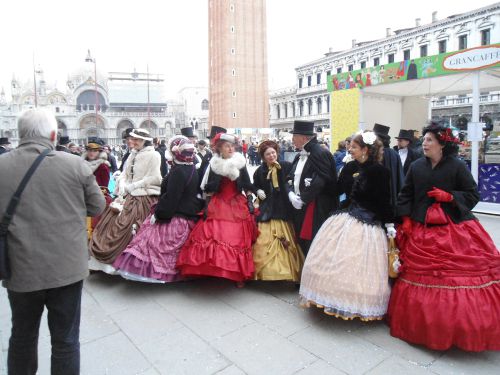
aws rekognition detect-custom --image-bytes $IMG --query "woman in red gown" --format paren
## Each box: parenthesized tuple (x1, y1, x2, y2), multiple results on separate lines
(388, 122, 500, 351)
(177, 133, 257, 286)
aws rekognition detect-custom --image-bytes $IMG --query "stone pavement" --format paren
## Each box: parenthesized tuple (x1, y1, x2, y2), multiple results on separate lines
(1, 214, 499, 375)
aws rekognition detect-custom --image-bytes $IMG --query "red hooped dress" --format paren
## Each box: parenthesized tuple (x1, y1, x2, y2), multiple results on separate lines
(388, 156, 500, 351)
(177, 153, 258, 282)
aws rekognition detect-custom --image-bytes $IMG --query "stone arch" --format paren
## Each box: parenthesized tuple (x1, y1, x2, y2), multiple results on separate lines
(76, 90, 107, 112)
(139, 120, 159, 137)
(79, 114, 106, 139)
(116, 119, 135, 137)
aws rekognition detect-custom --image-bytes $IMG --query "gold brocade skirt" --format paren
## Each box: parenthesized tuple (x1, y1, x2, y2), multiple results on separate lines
(252, 219, 304, 282)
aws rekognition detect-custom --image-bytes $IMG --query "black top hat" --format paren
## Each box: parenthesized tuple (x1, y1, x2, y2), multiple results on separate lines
(122, 127, 135, 139)
(208, 126, 227, 139)
(59, 136, 70, 145)
(181, 126, 195, 138)
(290, 121, 315, 136)
(373, 123, 391, 140)
(0, 137, 11, 145)
(395, 129, 413, 141)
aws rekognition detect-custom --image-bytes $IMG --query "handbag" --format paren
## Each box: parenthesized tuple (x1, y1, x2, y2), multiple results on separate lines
(425, 202, 448, 225)
(387, 237, 400, 279)
(0, 149, 50, 280)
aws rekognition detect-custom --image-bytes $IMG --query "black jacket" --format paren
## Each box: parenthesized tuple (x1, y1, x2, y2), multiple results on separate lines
(120, 150, 130, 172)
(383, 147, 405, 216)
(156, 147, 168, 177)
(204, 165, 253, 194)
(197, 149, 212, 182)
(286, 137, 339, 237)
(155, 164, 202, 221)
(253, 161, 293, 222)
(340, 160, 393, 224)
(393, 146, 420, 176)
(397, 156, 479, 224)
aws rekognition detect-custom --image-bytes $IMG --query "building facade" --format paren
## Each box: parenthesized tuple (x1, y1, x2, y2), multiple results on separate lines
(208, 0, 269, 129)
(0, 52, 177, 146)
(177, 87, 209, 138)
(270, 3, 500, 135)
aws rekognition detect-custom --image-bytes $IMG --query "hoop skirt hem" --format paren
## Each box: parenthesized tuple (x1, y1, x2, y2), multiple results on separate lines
(388, 219, 500, 352)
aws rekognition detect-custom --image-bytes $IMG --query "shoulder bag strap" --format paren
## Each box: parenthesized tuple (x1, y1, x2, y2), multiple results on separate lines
(0, 148, 51, 236)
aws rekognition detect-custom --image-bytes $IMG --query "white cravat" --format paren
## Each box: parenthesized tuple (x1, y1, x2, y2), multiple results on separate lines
(398, 148, 408, 166)
(294, 151, 309, 195)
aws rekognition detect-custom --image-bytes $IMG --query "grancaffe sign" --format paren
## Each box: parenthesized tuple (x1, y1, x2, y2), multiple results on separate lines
(443, 45, 500, 71)
(328, 43, 500, 92)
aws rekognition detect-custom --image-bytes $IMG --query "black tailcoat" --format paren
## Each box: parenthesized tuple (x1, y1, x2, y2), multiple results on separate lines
(286, 137, 339, 254)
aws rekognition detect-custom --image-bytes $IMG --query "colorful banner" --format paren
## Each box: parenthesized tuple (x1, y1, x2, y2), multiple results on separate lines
(327, 44, 500, 92)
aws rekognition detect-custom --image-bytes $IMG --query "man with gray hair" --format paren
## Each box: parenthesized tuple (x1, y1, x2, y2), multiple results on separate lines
(0, 108, 105, 374)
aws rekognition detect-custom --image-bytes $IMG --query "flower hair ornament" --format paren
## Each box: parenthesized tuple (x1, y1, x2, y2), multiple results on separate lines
(437, 128, 461, 144)
(361, 131, 377, 145)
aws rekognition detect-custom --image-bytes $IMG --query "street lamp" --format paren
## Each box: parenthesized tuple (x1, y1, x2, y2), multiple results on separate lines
(85, 50, 99, 135)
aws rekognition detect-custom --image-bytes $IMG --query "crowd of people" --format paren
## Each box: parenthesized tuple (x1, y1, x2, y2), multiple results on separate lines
(1, 108, 499, 374)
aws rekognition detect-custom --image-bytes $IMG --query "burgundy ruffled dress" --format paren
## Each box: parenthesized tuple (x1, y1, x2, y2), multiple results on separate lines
(176, 177, 258, 282)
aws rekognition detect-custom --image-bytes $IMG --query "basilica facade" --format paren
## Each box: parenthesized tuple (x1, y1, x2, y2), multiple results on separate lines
(0, 52, 177, 147)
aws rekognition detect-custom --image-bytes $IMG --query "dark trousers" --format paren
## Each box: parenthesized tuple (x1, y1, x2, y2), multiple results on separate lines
(7, 280, 83, 375)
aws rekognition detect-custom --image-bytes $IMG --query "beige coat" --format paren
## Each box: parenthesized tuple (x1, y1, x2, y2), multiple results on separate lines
(115, 146, 162, 197)
(0, 138, 105, 292)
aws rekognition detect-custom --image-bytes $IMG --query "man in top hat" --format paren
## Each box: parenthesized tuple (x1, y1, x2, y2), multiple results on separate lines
(0, 137, 11, 155)
(394, 129, 419, 175)
(286, 120, 338, 256)
(208, 126, 227, 140)
(372, 123, 404, 215)
(56, 135, 72, 153)
(196, 139, 212, 181)
(119, 127, 135, 173)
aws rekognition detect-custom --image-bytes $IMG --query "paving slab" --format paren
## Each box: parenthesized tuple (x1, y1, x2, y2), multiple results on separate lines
(213, 323, 316, 375)
(138, 324, 229, 375)
(80, 331, 151, 375)
(293, 358, 347, 374)
(152, 288, 255, 342)
(289, 318, 391, 374)
(366, 355, 437, 375)
(429, 348, 500, 375)
(110, 300, 180, 346)
(215, 364, 247, 375)
(352, 321, 442, 366)
(217, 285, 323, 338)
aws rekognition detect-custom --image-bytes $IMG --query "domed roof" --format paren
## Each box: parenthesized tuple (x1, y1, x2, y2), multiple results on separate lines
(67, 50, 107, 91)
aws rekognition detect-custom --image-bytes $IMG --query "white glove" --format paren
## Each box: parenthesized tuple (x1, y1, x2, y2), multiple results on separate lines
(288, 191, 304, 210)
(112, 170, 121, 179)
(256, 189, 266, 200)
(149, 214, 157, 225)
(304, 178, 312, 187)
(385, 223, 397, 239)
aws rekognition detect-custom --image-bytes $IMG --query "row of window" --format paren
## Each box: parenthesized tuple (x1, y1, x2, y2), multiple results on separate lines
(298, 29, 491, 88)
(275, 97, 331, 119)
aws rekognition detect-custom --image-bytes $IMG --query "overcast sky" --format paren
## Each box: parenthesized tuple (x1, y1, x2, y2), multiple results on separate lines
(0, 0, 496, 100)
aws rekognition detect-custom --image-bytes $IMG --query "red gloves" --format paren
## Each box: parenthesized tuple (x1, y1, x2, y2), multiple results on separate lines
(427, 187, 454, 203)
(401, 216, 412, 235)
